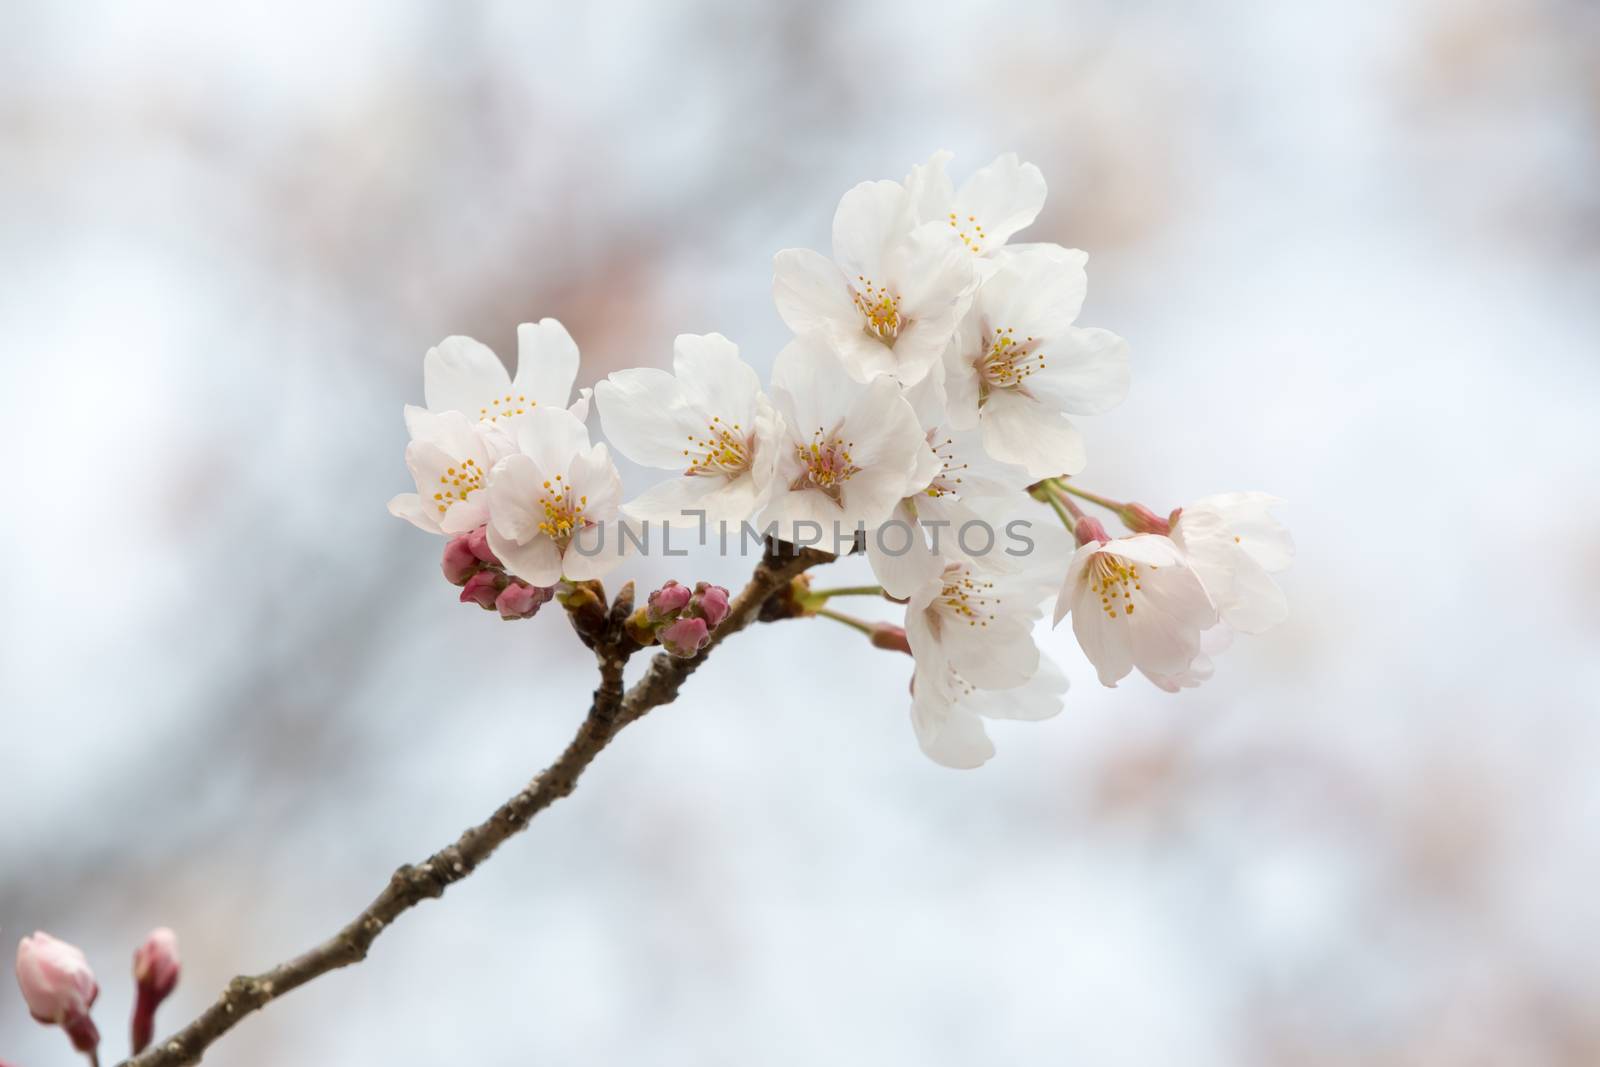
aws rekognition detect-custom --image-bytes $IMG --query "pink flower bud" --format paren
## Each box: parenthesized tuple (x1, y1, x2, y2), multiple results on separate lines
(465, 525, 499, 565)
(1121, 502, 1171, 536)
(16, 932, 100, 1055)
(646, 580, 692, 622)
(1073, 515, 1111, 546)
(658, 615, 710, 658)
(441, 535, 480, 585)
(869, 623, 912, 655)
(131, 928, 180, 1055)
(459, 570, 503, 609)
(495, 581, 549, 620)
(690, 582, 731, 629)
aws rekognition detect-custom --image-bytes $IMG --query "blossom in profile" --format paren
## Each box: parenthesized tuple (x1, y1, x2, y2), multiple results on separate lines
(595, 333, 782, 524)
(1053, 534, 1217, 687)
(1170, 492, 1293, 634)
(388, 409, 516, 536)
(484, 407, 625, 586)
(759, 333, 934, 540)
(773, 177, 975, 386)
(131, 927, 180, 1055)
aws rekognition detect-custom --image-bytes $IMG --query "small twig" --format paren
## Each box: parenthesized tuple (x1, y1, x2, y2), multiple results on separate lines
(117, 541, 833, 1067)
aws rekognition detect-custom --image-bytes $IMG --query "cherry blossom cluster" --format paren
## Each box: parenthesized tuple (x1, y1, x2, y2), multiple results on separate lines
(388, 151, 1292, 769)
(8, 928, 179, 1065)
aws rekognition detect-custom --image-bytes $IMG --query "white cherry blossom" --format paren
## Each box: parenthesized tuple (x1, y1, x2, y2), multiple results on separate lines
(416, 318, 590, 432)
(906, 559, 1058, 700)
(387, 408, 516, 536)
(1141, 624, 1234, 693)
(759, 332, 933, 541)
(484, 407, 624, 586)
(1053, 534, 1217, 688)
(1170, 492, 1294, 634)
(911, 656, 1069, 769)
(773, 178, 975, 386)
(594, 333, 783, 524)
(942, 246, 1130, 477)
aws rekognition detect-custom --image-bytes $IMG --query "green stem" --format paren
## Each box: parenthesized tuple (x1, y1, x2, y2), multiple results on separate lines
(815, 607, 875, 635)
(1057, 481, 1126, 513)
(806, 585, 885, 601)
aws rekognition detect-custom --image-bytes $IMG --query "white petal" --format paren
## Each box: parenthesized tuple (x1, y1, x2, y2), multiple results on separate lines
(1027, 327, 1131, 415)
(387, 492, 439, 534)
(867, 502, 946, 598)
(911, 691, 996, 770)
(963, 656, 1069, 721)
(512, 319, 581, 407)
(487, 525, 562, 586)
(942, 615, 1039, 690)
(672, 332, 761, 424)
(424, 335, 510, 416)
(979, 390, 1087, 478)
(509, 406, 593, 475)
(831, 179, 912, 282)
(955, 153, 1047, 250)
(773, 248, 856, 337)
(593, 368, 700, 469)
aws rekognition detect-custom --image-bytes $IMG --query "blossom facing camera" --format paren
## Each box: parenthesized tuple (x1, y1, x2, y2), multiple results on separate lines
(596, 333, 783, 525)
(16, 931, 100, 1055)
(131, 927, 180, 1055)
(1053, 534, 1217, 688)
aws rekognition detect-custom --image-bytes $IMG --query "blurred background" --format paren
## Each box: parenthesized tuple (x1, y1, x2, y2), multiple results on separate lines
(3, 1, 1599, 1063)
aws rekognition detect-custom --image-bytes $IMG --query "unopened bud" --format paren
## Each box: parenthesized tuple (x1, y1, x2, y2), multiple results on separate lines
(646, 580, 692, 622)
(1121, 502, 1171, 536)
(16, 932, 100, 1056)
(465, 525, 499, 565)
(495, 581, 549, 620)
(689, 582, 731, 629)
(131, 928, 179, 1056)
(658, 615, 711, 658)
(869, 623, 912, 655)
(1073, 515, 1111, 546)
(441, 535, 480, 585)
(459, 570, 503, 609)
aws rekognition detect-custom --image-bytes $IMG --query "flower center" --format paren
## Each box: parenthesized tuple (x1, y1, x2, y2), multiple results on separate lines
(682, 416, 752, 478)
(947, 211, 988, 255)
(433, 458, 484, 515)
(978, 327, 1045, 398)
(792, 425, 861, 504)
(940, 568, 1000, 628)
(535, 473, 589, 544)
(1087, 553, 1145, 619)
(852, 275, 904, 345)
(476, 392, 534, 422)
(924, 431, 967, 497)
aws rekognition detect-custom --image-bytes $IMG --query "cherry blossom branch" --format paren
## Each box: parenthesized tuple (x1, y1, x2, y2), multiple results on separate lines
(116, 541, 834, 1067)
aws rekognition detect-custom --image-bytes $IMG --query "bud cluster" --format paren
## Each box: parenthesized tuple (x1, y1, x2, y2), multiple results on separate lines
(626, 580, 731, 657)
(442, 526, 553, 620)
(11, 926, 180, 1063)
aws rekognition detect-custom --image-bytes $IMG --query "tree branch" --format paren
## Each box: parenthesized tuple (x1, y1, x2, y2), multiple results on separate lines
(118, 541, 834, 1067)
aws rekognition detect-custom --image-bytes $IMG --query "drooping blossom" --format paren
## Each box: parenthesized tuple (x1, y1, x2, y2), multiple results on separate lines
(1053, 534, 1217, 688)
(941, 246, 1130, 477)
(759, 333, 934, 542)
(1170, 492, 1293, 634)
(773, 177, 975, 386)
(595, 333, 782, 524)
(484, 407, 625, 586)
(911, 656, 1069, 769)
